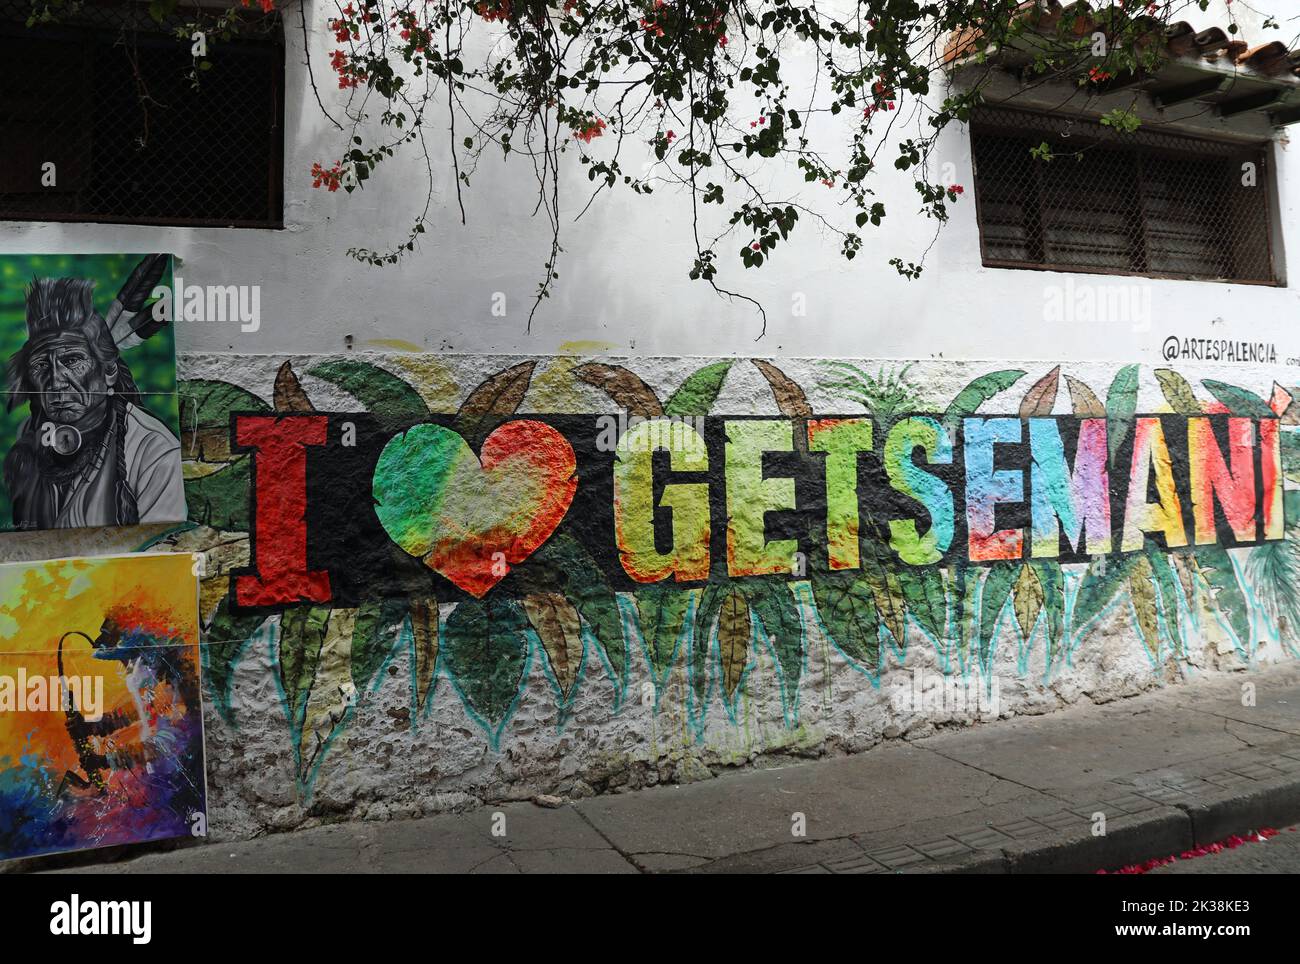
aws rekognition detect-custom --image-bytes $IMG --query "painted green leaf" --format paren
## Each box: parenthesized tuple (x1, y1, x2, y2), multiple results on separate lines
(1283, 432, 1300, 485)
(978, 561, 1019, 665)
(1064, 376, 1105, 417)
(408, 599, 439, 714)
(952, 562, 980, 661)
(522, 593, 584, 703)
(179, 378, 270, 457)
(572, 363, 663, 417)
(442, 598, 530, 741)
(184, 456, 250, 531)
(1034, 562, 1066, 662)
(456, 361, 537, 444)
(180, 378, 270, 418)
(753, 359, 812, 418)
(274, 361, 316, 412)
(351, 597, 408, 694)
(1202, 380, 1274, 419)
(634, 583, 694, 683)
(862, 554, 908, 645)
(296, 609, 357, 787)
(664, 361, 733, 416)
(718, 589, 751, 702)
(1128, 555, 1161, 658)
(1105, 365, 1139, 468)
(812, 572, 879, 670)
(202, 594, 267, 723)
(1145, 544, 1181, 645)
(691, 583, 725, 703)
(942, 369, 1026, 437)
(277, 606, 332, 731)
(1193, 546, 1250, 651)
(1245, 539, 1300, 643)
(1153, 369, 1201, 415)
(308, 359, 431, 428)
(1286, 489, 1300, 527)
(1011, 563, 1044, 640)
(529, 534, 626, 688)
(744, 580, 803, 713)
(1019, 366, 1060, 417)
(899, 567, 946, 641)
(1170, 552, 1200, 609)
(1071, 554, 1139, 638)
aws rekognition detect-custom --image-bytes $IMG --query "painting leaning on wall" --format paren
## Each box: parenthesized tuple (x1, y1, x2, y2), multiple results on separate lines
(0, 553, 206, 861)
(0, 254, 185, 532)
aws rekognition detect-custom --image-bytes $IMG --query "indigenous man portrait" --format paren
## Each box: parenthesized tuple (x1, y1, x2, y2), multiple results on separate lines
(2, 254, 185, 529)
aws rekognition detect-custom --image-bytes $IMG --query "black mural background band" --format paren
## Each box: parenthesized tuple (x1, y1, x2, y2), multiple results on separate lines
(228, 412, 1279, 612)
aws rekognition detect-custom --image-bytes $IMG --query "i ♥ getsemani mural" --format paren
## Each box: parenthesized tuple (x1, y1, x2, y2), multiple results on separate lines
(160, 351, 1300, 813)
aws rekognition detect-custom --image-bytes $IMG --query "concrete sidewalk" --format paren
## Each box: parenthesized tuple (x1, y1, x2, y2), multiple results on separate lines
(39, 664, 1300, 874)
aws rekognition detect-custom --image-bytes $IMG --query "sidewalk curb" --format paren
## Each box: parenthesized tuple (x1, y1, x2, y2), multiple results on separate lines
(1000, 808, 1191, 875)
(693, 775, 1300, 874)
(1175, 774, 1300, 850)
(937, 776, 1300, 875)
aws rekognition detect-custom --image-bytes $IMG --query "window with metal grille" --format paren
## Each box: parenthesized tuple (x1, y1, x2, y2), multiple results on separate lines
(969, 106, 1277, 285)
(0, 1, 284, 228)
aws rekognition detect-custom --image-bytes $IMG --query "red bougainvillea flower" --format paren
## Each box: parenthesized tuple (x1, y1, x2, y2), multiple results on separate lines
(311, 162, 345, 192)
(476, 0, 512, 22)
(574, 117, 607, 143)
(751, 242, 761, 251)
(639, 0, 667, 37)
(1098, 828, 1279, 873)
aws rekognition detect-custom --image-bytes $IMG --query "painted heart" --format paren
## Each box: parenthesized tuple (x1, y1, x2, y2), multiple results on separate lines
(372, 420, 577, 598)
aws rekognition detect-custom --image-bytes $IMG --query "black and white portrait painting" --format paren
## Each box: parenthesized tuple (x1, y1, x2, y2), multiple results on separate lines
(1, 254, 185, 531)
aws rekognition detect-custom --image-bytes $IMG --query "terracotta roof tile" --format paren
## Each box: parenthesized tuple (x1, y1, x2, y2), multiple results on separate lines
(943, 1, 1300, 79)
(1239, 41, 1292, 75)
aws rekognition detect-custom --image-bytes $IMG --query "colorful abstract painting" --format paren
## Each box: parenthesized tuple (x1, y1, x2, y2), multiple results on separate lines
(0, 553, 205, 861)
(0, 253, 184, 531)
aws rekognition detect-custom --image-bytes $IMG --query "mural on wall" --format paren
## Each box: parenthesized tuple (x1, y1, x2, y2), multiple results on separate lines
(0, 553, 206, 861)
(170, 356, 1300, 794)
(1, 254, 184, 531)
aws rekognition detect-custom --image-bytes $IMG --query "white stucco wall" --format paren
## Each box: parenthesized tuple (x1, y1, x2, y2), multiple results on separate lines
(4, 1, 1300, 839)
(1, 0, 1294, 364)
